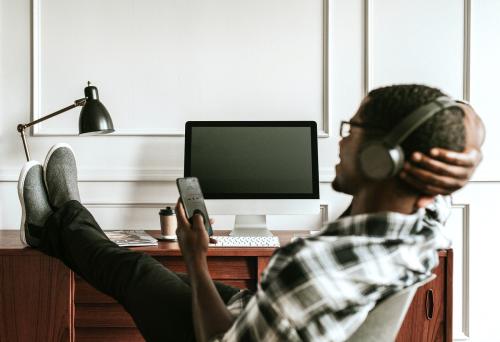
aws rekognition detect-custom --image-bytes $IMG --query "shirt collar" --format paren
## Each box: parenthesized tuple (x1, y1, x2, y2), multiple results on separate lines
(322, 196, 449, 238)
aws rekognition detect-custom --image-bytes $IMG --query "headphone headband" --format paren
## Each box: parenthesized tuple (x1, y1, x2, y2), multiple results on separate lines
(359, 95, 462, 180)
(383, 96, 459, 147)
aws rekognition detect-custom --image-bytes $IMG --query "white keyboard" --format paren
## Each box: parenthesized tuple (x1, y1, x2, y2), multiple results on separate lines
(210, 236, 280, 248)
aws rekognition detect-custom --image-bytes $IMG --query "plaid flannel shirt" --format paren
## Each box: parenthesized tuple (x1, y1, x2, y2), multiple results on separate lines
(212, 196, 451, 342)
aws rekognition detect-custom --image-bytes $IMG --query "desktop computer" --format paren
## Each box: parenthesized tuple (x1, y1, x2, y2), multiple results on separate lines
(184, 121, 320, 237)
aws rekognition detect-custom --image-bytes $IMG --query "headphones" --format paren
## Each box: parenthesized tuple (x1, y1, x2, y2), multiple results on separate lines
(358, 96, 460, 180)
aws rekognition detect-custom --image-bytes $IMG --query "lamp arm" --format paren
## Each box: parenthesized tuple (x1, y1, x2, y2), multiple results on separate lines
(17, 98, 87, 161)
(17, 98, 86, 132)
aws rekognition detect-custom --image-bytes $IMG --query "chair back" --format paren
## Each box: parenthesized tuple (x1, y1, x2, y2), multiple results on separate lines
(346, 274, 436, 342)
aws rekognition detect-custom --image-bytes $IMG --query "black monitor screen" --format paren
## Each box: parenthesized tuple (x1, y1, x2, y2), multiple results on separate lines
(184, 121, 319, 199)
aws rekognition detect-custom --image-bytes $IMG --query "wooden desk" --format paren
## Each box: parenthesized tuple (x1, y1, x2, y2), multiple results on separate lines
(0, 230, 452, 342)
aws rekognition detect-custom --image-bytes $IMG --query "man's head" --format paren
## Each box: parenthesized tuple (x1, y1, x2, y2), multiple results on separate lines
(333, 84, 466, 195)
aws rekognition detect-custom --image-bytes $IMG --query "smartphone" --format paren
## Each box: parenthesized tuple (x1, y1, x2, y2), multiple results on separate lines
(176, 177, 213, 236)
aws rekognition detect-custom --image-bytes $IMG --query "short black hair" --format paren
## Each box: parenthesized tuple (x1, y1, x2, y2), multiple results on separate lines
(360, 84, 465, 157)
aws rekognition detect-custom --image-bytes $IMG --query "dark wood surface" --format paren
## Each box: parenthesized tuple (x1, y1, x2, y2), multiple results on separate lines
(75, 328, 142, 342)
(396, 252, 451, 342)
(0, 254, 74, 342)
(0, 230, 451, 342)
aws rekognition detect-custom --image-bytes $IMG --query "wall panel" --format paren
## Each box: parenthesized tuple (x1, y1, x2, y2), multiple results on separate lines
(453, 183, 500, 341)
(369, 0, 464, 98)
(470, 0, 500, 180)
(33, 0, 329, 136)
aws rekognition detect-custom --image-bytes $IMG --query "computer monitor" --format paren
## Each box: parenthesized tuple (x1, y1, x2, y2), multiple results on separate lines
(184, 121, 320, 236)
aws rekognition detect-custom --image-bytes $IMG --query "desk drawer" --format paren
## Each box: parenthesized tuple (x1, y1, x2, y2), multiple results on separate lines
(157, 256, 256, 279)
(76, 303, 136, 328)
(75, 278, 254, 304)
(75, 256, 256, 304)
(76, 327, 144, 342)
(76, 278, 115, 303)
(396, 255, 449, 341)
(74, 254, 258, 337)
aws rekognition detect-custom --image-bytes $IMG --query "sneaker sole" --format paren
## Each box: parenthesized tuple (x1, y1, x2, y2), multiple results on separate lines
(18, 160, 41, 246)
(43, 142, 76, 200)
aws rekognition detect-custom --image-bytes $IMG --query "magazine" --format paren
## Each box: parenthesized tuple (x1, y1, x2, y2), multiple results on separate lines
(104, 230, 158, 247)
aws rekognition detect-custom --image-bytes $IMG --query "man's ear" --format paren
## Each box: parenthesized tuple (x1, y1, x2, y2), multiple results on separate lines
(416, 196, 435, 208)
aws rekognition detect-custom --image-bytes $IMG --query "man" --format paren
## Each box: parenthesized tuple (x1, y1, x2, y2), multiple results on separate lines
(18, 84, 484, 341)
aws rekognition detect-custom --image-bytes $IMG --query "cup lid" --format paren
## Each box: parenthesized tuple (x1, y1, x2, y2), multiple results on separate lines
(159, 206, 174, 215)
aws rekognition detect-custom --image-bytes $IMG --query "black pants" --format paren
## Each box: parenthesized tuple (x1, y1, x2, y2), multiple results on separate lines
(38, 200, 240, 342)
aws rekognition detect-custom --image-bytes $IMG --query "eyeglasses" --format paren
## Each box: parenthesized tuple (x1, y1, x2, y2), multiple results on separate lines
(339, 120, 385, 138)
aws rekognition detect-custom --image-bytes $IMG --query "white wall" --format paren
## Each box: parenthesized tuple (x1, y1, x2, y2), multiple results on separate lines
(1, 0, 499, 340)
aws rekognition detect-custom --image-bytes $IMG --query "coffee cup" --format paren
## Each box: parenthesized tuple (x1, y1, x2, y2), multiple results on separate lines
(159, 206, 177, 236)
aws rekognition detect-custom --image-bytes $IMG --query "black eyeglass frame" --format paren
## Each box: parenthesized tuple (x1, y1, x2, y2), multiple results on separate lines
(339, 120, 386, 138)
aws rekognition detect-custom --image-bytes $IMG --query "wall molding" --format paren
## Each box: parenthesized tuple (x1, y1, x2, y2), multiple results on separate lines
(463, 0, 471, 102)
(451, 202, 471, 341)
(321, 0, 330, 137)
(320, 204, 328, 226)
(3, 166, 500, 183)
(0, 167, 336, 183)
(84, 202, 330, 227)
(30, 0, 331, 138)
(363, 0, 373, 95)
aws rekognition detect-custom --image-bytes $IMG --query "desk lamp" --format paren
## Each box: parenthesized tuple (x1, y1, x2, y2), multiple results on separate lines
(17, 82, 115, 161)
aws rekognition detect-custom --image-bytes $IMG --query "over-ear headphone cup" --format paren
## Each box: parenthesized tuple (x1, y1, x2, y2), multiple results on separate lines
(359, 143, 404, 180)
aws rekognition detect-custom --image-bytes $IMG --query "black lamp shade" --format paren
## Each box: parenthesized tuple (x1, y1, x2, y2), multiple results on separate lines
(78, 85, 115, 136)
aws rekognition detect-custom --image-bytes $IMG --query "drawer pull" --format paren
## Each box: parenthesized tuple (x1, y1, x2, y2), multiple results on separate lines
(425, 289, 434, 320)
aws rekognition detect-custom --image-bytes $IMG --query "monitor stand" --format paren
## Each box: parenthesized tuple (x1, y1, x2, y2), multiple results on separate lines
(230, 215, 273, 237)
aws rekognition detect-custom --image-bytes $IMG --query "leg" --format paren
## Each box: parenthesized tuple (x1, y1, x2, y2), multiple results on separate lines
(38, 200, 240, 342)
(19, 144, 241, 341)
(39, 200, 193, 341)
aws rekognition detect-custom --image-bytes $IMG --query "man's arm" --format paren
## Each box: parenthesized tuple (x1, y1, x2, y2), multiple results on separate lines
(400, 148, 482, 195)
(175, 200, 234, 342)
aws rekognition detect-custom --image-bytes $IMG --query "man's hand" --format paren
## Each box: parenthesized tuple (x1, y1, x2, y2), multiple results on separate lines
(400, 147, 482, 196)
(175, 199, 212, 272)
(175, 199, 234, 342)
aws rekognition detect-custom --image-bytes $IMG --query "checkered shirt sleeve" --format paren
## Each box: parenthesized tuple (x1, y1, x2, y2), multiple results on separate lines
(211, 196, 451, 342)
